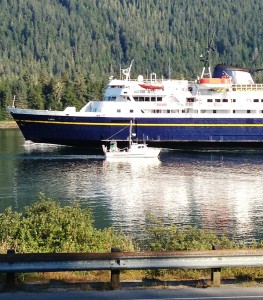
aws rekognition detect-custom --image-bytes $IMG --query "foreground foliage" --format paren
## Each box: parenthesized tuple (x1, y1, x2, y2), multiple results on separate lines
(139, 214, 263, 280)
(1, 195, 262, 254)
(0, 194, 134, 253)
(0, 195, 262, 283)
(140, 213, 237, 251)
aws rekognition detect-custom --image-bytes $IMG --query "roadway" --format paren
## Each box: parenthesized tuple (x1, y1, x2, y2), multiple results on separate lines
(0, 286, 263, 300)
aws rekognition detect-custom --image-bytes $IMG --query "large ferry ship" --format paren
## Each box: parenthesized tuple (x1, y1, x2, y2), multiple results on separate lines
(8, 55, 263, 150)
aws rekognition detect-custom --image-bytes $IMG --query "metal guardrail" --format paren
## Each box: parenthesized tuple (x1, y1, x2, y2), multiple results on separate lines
(1, 248, 263, 290)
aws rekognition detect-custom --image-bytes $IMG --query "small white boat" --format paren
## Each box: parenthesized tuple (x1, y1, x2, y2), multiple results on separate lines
(102, 121, 161, 159)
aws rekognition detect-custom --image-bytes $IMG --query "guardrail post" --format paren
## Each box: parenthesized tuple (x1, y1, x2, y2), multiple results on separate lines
(5, 249, 16, 291)
(111, 247, 121, 289)
(211, 245, 221, 286)
(211, 268, 221, 286)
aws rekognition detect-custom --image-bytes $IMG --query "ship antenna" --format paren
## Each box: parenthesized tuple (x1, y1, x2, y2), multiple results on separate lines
(121, 59, 134, 81)
(200, 31, 215, 78)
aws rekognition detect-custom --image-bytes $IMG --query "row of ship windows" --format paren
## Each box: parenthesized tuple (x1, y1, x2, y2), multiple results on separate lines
(187, 98, 263, 103)
(106, 96, 263, 103)
(207, 99, 263, 103)
(134, 97, 162, 101)
(135, 97, 263, 103)
(105, 96, 163, 101)
(117, 109, 262, 114)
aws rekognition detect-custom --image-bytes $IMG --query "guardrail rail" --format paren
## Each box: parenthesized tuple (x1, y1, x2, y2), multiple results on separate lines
(1, 247, 263, 290)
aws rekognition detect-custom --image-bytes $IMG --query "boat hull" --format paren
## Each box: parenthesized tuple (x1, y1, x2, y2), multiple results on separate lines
(105, 150, 160, 159)
(9, 111, 263, 149)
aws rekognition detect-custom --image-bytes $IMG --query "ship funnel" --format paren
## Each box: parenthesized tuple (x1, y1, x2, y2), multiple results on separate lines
(213, 64, 254, 84)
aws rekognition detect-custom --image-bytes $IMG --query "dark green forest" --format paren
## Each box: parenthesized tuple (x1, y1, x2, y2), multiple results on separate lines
(0, 0, 263, 119)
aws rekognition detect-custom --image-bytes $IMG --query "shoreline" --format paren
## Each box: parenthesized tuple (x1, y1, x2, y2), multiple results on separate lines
(0, 121, 18, 129)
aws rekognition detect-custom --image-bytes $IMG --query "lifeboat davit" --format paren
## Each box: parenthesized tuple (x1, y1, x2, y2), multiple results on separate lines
(139, 84, 164, 91)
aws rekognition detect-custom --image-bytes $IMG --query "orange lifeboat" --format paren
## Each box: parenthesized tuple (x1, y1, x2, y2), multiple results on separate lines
(199, 77, 231, 84)
(139, 84, 164, 90)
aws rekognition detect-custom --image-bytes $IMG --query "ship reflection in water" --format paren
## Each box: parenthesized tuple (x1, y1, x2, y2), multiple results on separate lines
(3, 137, 263, 243)
(100, 151, 262, 242)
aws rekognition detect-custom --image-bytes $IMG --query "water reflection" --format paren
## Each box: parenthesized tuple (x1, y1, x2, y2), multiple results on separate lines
(1, 129, 263, 243)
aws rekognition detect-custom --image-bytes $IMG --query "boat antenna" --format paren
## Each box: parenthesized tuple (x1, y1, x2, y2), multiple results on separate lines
(12, 95, 16, 108)
(129, 120, 132, 148)
(168, 58, 171, 79)
(200, 30, 215, 78)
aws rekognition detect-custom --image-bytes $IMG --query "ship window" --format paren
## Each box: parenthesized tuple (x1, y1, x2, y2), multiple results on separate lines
(215, 99, 220, 102)
(232, 99, 236, 102)
(185, 108, 198, 113)
(134, 97, 138, 101)
(233, 110, 235, 113)
(207, 99, 213, 102)
(187, 98, 195, 102)
(254, 99, 259, 102)
(130, 110, 134, 113)
(157, 97, 162, 101)
(234, 110, 256, 114)
(261, 99, 263, 102)
(139, 97, 144, 101)
(117, 109, 121, 113)
(201, 110, 213, 113)
(171, 109, 179, 113)
(151, 97, 156, 101)
(145, 97, 150, 101)
(111, 85, 124, 88)
(223, 99, 228, 102)
(213, 110, 216, 113)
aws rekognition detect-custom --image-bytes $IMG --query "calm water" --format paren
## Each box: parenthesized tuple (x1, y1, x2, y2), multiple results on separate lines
(1, 128, 263, 243)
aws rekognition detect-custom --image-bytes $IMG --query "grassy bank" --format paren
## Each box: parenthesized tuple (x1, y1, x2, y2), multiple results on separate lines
(0, 121, 18, 128)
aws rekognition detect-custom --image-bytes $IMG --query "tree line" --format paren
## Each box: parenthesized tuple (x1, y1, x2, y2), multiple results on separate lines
(0, 72, 107, 119)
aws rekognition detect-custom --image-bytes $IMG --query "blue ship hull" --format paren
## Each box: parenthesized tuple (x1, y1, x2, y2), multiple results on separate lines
(12, 112, 263, 149)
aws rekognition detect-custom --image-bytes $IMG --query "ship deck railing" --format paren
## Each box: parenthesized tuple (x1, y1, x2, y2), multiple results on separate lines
(232, 84, 263, 91)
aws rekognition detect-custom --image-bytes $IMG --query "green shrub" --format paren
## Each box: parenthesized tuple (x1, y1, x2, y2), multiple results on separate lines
(0, 207, 21, 252)
(139, 213, 238, 251)
(0, 194, 134, 253)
